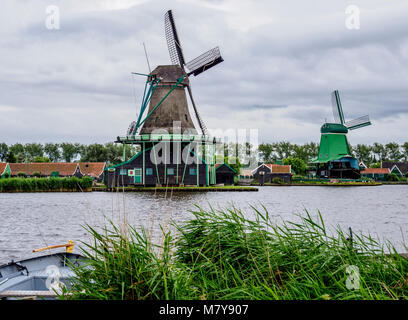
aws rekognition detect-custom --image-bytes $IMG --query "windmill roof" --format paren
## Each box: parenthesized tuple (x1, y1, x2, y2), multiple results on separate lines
(215, 163, 237, 173)
(9, 163, 79, 176)
(79, 162, 106, 178)
(252, 163, 292, 174)
(0, 163, 8, 175)
(382, 161, 408, 174)
(150, 65, 189, 85)
(265, 164, 292, 173)
(361, 168, 390, 175)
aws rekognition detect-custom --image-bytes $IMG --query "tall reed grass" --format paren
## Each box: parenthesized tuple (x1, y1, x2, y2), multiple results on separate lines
(65, 206, 408, 300)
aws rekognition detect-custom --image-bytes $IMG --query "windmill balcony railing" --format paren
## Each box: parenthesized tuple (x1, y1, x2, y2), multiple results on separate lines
(116, 134, 222, 144)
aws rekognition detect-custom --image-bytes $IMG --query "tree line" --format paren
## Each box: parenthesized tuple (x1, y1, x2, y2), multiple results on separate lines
(258, 141, 408, 166)
(0, 142, 139, 166)
(1, 141, 407, 169)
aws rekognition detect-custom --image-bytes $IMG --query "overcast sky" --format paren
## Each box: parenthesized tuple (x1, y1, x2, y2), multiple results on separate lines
(1, 0, 407, 146)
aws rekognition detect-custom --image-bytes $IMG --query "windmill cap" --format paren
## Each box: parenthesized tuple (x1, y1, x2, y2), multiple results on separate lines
(150, 65, 189, 85)
(321, 123, 348, 134)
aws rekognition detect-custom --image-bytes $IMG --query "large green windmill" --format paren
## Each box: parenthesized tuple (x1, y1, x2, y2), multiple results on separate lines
(312, 90, 372, 179)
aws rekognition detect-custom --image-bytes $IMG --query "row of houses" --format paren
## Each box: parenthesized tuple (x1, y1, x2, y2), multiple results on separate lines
(360, 161, 408, 181)
(0, 162, 106, 181)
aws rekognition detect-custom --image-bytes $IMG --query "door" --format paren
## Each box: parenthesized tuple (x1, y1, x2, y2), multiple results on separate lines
(134, 168, 142, 184)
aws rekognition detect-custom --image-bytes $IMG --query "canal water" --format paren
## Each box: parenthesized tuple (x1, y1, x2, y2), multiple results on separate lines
(1, 185, 407, 263)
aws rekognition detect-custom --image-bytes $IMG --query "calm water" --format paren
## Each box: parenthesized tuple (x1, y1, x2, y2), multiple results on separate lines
(1, 185, 407, 264)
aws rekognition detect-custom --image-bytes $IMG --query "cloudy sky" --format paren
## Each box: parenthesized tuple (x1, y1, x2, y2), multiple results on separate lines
(1, 0, 407, 146)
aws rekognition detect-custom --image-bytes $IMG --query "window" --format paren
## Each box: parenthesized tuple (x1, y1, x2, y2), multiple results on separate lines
(167, 168, 175, 175)
(146, 168, 153, 175)
(120, 169, 127, 175)
(134, 168, 142, 175)
(189, 168, 197, 175)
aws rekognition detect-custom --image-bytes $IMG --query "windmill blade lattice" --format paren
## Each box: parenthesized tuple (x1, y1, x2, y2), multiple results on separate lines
(186, 47, 224, 76)
(345, 115, 371, 131)
(331, 90, 345, 124)
(186, 85, 208, 135)
(164, 10, 186, 67)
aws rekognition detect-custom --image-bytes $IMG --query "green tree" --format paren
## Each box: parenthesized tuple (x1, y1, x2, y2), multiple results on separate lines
(61, 143, 82, 162)
(9, 143, 25, 162)
(258, 143, 274, 162)
(354, 144, 372, 166)
(81, 144, 108, 162)
(371, 142, 387, 162)
(304, 142, 319, 161)
(24, 143, 44, 160)
(33, 156, 51, 163)
(224, 156, 241, 175)
(401, 142, 408, 162)
(5, 151, 16, 163)
(274, 142, 293, 159)
(283, 157, 307, 175)
(385, 142, 402, 162)
(0, 143, 9, 162)
(370, 162, 381, 168)
(292, 145, 313, 163)
(44, 143, 61, 162)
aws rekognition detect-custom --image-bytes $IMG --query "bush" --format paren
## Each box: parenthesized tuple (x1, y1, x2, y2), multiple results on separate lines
(17, 171, 27, 178)
(387, 173, 400, 182)
(32, 171, 41, 178)
(272, 177, 285, 184)
(0, 176, 93, 192)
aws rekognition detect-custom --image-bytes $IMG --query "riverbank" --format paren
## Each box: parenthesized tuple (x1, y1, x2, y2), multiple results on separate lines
(0, 177, 93, 193)
(64, 206, 408, 300)
(93, 185, 258, 192)
(260, 182, 383, 187)
(247, 180, 384, 187)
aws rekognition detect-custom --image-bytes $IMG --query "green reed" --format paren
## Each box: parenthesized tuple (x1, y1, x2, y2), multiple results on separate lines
(65, 206, 408, 300)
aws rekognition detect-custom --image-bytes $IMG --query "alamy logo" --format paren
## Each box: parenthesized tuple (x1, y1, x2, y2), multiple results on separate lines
(345, 5, 360, 30)
(45, 264, 64, 294)
(345, 265, 360, 290)
(45, 5, 60, 30)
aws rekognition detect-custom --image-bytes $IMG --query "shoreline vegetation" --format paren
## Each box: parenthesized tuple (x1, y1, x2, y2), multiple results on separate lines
(1, 178, 406, 193)
(0, 176, 93, 193)
(63, 206, 408, 300)
(1, 176, 407, 193)
(92, 186, 259, 192)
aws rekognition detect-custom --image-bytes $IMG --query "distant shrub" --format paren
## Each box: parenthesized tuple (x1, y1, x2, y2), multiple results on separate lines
(272, 177, 285, 184)
(387, 173, 399, 182)
(17, 171, 27, 178)
(32, 171, 41, 177)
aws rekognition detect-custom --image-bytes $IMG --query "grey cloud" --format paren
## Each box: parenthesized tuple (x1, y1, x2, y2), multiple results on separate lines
(0, 0, 407, 145)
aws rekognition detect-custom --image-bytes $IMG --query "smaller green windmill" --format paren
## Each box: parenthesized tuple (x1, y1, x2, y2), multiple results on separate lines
(312, 90, 371, 179)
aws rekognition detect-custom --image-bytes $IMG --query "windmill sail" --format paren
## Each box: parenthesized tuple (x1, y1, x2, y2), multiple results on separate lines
(186, 47, 224, 76)
(345, 115, 371, 130)
(165, 10, 186, 67)
(331, 90, 345, 124)
(186, 85, 208, 135)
